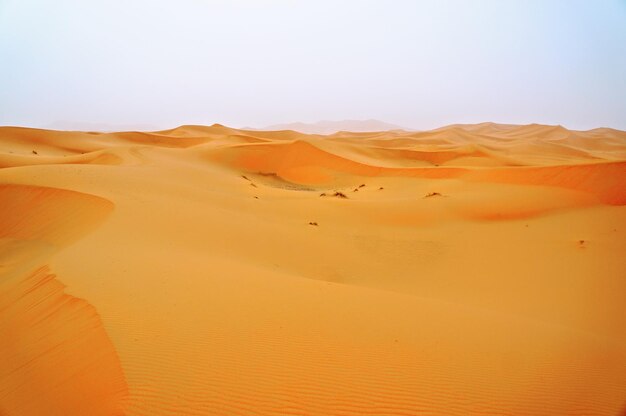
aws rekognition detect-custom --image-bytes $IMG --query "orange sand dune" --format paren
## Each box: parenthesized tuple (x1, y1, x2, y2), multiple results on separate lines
(1, 123, 625, 415)
(0, 184, 127, 415)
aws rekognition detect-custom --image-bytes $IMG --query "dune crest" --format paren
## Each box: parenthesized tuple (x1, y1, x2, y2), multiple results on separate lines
(0, 184, 128, 415)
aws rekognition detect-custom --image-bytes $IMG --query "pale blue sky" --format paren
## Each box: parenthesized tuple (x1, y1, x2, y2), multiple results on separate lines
(1, 0, 625, 130)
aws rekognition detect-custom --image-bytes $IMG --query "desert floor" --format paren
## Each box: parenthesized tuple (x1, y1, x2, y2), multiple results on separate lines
(1, 123, 625, 415)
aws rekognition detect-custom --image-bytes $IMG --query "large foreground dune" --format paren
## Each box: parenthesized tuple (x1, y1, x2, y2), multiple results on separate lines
(1, 123, 625, 415)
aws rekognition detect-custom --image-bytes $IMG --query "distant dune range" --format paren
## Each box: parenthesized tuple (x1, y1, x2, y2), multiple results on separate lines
(0, 122, 625, 415)
(247, 119, 410, 134)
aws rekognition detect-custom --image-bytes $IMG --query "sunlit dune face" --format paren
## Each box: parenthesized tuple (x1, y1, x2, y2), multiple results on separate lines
(0, 184, 127, 415)
(1, 123, 625, 415)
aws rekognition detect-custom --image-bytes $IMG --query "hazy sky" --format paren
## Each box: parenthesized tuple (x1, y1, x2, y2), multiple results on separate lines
(1, 0, 625, 130)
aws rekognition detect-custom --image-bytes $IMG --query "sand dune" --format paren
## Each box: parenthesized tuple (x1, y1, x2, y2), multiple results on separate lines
(250, 119, 410, 135)
(1, 123, 625, 415)
(0, 184, 127, 415)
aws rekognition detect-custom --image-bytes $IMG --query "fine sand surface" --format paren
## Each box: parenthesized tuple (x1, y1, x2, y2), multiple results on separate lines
(1, 122, 625, 415)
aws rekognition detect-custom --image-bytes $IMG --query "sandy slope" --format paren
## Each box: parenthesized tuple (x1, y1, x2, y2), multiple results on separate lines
(1, 123, 625, 415)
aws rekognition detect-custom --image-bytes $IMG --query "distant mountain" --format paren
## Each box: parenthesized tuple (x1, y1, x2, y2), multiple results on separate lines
(247, 119, 412, 135)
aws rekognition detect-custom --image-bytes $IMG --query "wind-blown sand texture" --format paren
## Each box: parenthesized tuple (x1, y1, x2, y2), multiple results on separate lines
(1, 122, 625, 415)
